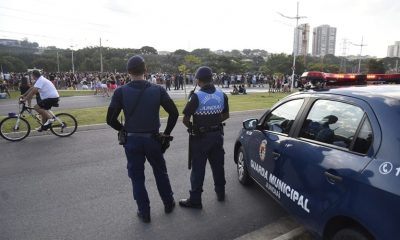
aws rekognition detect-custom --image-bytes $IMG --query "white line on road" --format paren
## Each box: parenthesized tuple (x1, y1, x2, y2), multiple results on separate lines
(271, 227, 306, 240)
(233, 217, 305, 240)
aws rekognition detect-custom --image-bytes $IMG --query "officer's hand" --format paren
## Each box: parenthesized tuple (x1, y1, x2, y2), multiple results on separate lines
(159, 133, 173, 153)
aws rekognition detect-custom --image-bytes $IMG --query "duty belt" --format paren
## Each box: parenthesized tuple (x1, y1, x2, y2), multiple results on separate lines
(126, 132, 154, 138)
(197, 125, 222, 134)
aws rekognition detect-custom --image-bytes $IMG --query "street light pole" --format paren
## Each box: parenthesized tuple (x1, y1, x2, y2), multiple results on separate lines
(350, 37, 367, 74)
(71, 49, 75, 74)
(100, 38, 103, 73)
(56, 51, 60, 72)
(278, 2, 307, 90)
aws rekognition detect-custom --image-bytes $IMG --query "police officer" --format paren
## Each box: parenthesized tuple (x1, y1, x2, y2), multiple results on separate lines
(179, 66, 229, 209)
(106, 55, 179, 223)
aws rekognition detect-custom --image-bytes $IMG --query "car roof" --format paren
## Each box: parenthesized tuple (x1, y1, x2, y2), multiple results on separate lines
(294, 85, 400, 101)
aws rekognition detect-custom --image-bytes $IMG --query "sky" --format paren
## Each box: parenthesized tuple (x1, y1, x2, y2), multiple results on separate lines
(0, 0, 399, 58)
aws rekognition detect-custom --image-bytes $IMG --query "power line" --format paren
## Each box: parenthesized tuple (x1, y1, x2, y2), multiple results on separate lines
(277, 1, 307, 89)
(350, 37, 367, 73)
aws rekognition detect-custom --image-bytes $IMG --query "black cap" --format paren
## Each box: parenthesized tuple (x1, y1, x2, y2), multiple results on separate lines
(126, 55, 146, 74)
(195, 66, 213, 82)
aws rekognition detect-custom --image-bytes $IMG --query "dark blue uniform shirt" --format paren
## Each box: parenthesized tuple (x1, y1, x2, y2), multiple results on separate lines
(107, 80, 178, 134)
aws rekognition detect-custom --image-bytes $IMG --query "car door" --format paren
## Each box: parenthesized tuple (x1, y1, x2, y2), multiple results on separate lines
(246, 98, 305, 196)
(275, 97, 375, 229)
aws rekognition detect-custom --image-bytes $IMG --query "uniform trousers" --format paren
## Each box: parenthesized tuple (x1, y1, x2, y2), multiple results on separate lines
(124, 135, 174, 214)
(190, 131, 226, 203)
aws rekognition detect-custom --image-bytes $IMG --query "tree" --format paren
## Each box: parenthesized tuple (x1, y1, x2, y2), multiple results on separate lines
(32, 58, 57, 72)
(242, 49, 251, 56)
(307, 63, 339, 73)
(230, 50, 242, 57)
(80, 58, 96, 71)
(140, 46, 158, 55)
(323, 54, 340, 65)
(381, 57, 400, 73)
(191, 48, 211, 58)
(183, 55, 201, 73)
(174, 49, 189, 56)
(367, 59, 386, 73)
(264, 53, 292, 75)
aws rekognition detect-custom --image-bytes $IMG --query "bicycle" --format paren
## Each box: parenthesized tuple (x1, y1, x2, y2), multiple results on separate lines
(0, 100, 78, 142)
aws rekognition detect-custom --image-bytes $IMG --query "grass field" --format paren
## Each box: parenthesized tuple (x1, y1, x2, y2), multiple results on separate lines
(8, 90, 96, 99)
(1, 92, 291, 127)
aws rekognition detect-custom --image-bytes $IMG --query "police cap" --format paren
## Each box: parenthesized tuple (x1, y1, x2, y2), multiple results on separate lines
(126, 55, 146, 74)
(195, 66, 213, 82)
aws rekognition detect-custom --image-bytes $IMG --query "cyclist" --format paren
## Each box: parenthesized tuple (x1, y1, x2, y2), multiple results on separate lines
(21, 70, 60, 131)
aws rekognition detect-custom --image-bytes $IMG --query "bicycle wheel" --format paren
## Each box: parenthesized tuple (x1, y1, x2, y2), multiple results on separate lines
(50, 113, 78, 137)
(0, 116, 31, 141)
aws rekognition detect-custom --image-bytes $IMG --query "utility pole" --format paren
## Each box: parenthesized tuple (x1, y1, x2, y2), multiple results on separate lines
(100, 38, 103, 73)
(56, 51, 60, 73)
(71, 49, 75, 74)
(339, 39, 348, 73)
(278, 1, 307, 89)
(396, 59, 399, 73)
(302, 26, 308, 67)
(351, 37, 367, 74)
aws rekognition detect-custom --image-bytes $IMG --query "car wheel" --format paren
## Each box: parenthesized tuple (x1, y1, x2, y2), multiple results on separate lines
(237, 146, 252, 185)
(332, 228, 371, 240)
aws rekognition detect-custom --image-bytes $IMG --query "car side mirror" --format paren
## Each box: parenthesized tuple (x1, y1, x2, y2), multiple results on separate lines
(243, 119, 259, 130)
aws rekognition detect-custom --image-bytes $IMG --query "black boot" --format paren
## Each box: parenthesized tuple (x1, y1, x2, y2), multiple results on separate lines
(164, 200, 176, 214)
(137, 212, 151, 223)
(217, 192, 225, 202)
(179, 198, 202, 209)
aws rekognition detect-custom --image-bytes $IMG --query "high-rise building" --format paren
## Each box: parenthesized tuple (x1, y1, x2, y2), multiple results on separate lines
(387, 41, 400, 57)
(293, 23, 310, 56)
(312, 25, 337, 57)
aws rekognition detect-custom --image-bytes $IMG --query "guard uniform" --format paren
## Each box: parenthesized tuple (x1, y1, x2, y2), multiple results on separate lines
(183, 84, 229, 204)
(107, 79, 178, 218)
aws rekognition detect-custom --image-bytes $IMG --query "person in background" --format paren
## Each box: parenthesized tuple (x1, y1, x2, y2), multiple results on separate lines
(21, 70, 60, 131)
(19, 76, 31, 106)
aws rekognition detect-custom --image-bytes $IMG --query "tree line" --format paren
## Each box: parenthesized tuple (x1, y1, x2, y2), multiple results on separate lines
(0, 43, 398, 75)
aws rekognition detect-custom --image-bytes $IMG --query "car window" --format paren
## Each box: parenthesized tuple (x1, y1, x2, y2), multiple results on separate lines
(264, 99, 304, 134)
(352, 118, 373, 154)
(300, 100, 364, 149)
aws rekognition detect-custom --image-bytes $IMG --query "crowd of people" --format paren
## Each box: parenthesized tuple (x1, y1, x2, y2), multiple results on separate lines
(0, 71, 296, 98)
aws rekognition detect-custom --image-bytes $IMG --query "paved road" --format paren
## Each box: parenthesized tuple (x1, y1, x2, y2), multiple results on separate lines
(0, 110, 289, 240)
(0, 86, 270, 116)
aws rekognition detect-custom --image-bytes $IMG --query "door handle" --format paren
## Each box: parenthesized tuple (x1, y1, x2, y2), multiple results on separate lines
(272, 151, 280, 160)
(324, 171, 343, 184)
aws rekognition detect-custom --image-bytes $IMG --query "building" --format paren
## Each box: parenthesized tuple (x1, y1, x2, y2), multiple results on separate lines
(0, 39, 20, 47)
(387, 41, 400, 57)
(312, 25, 337, 57)
(293, 23, 310, 56)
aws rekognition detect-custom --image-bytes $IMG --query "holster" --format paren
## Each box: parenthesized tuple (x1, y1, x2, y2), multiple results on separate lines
(118, 129, 127, 145)
(155, 133, 174, 153)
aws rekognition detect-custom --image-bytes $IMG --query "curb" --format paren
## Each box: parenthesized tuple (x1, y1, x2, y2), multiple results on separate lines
(0, 109, 266, 141)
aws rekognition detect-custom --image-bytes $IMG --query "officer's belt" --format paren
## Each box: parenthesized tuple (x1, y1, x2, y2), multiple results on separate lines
(196, 125, 222, 134)
(127, 132, 154, 138)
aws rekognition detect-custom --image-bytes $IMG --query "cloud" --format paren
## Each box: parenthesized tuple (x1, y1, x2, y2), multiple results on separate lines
(106, 0, 132, 15)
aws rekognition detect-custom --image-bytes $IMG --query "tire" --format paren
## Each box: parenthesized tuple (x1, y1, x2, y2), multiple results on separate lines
(0, 116, 31, 142)
(50, 113, 78, 137)
(236, 146, 252, 185)
(332, 228, 372, 240)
